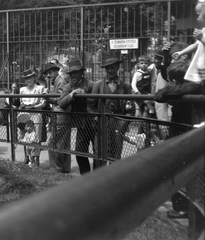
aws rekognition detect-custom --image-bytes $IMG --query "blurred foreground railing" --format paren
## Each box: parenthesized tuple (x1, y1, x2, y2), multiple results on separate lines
(0, 127, 204, 240)
(0, 93, 205, 239)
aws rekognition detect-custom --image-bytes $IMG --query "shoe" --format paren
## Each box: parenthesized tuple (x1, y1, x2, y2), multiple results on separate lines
(167, 210, 189, 219)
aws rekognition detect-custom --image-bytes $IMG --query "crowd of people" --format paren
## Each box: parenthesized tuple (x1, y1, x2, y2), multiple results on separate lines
(1, 0, 204, 179)
(0, 0, 205, 223)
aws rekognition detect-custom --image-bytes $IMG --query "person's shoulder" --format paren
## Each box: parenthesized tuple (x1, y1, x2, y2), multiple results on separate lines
(63, 82, 71, 91)
(35, 84, 44, 93)
(20, 86, 26, 93)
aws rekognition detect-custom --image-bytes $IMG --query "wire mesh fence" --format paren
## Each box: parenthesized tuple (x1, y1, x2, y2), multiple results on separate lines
(0, 106, 204, 216)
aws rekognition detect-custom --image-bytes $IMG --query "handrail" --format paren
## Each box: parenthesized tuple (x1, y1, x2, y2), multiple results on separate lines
(0, 127, 204, 240)
(1, 93, 205, 102)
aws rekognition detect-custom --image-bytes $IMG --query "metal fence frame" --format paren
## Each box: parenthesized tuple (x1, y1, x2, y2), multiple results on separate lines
(0, 93, 205, 240)
(0, 125, 204, 240)
(0, 0, 198, 89)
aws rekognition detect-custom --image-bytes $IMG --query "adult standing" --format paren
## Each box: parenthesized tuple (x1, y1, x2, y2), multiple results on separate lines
(87, 54, 135, 169)
(154, 60, 203, 219)
(43, 62, 71, 173)
(59, 60, 94, 175)
(19, 68, 46, 166)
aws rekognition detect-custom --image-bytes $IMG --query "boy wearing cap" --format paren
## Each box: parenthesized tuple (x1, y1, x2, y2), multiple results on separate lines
(87, 54, 135, 169)
(59, 60, 95, 175)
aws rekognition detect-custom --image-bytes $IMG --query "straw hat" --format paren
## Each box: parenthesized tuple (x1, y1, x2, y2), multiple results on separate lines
(21, 68, 36, 78)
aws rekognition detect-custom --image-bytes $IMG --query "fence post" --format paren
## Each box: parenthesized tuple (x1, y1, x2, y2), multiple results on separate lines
(9, 97, 16, 161)
(6, 11, 10, 89)
(100, 99, 107, 162)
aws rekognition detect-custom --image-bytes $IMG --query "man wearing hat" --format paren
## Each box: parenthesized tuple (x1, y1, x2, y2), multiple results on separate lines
(59, 60, 95, 175)
(43, 62, 71, 173)
(87, 53, 135, 169)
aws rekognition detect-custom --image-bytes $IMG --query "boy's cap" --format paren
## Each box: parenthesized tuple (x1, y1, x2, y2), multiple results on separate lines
(169, 42, 188, 56)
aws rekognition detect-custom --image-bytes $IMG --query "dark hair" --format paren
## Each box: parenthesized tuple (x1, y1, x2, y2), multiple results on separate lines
(167, 61, 189, 83)
(25, 120, 35, 127)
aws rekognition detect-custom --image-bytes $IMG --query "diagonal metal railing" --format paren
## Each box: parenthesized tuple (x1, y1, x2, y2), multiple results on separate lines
(0, 93, 205, 240)
(0, 126, 204, 240)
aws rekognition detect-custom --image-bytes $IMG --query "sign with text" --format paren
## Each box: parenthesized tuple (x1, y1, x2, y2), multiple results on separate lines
(109, 38, 138, 50)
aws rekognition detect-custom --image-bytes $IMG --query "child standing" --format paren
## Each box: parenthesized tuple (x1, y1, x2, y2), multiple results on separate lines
(131, 54, 155, 118)
(20, 120, 40, 167)
(172, 0, 205, 87)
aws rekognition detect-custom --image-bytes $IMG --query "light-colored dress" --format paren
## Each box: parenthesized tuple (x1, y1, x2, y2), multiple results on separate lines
(20, 84, 45, 142)
(185, 28, 205, 83)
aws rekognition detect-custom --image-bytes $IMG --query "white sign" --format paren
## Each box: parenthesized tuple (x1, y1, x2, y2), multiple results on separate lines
(121, 50, 128, 54)
(110, 38, 138, 50)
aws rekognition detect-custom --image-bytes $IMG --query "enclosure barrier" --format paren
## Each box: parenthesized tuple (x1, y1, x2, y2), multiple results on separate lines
(0, 93, 205, 239)
(0, 127, 204, 240)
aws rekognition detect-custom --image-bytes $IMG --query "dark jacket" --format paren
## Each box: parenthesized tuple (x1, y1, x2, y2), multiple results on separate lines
(87, 77, 135, 116)
(154, 81, 202, 124)
(59, 78, 94, 112)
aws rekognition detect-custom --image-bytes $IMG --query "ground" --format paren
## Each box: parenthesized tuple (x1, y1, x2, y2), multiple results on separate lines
(0, 157, 191, 240)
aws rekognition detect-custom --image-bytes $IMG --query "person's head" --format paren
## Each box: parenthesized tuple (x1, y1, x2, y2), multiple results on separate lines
(67, 60, 86, 86)
(137, 55, 150, 72)
(167, 60, 189, 84)
(196, 0, 205, 25)
(43, 62, 60, 84)
(169, 42, 189, 63)
(153, 46, 164, 69)
(101, 54, 122, 80)
(25, 120, 35, 133)
(11, 83, 19, 94)
(21, 68, 37, 88)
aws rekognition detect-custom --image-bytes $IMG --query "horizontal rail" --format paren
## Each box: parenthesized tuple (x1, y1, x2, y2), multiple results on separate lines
(0, 127, 204, 240)
(0, 0, 191, 13)
(1, 94, 205, 102)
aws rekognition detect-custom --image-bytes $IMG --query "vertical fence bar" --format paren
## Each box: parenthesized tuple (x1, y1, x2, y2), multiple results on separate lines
(167, 1, 171, 41)
(9, 97, 16, 161)
(81, 7, 84, 66)
(101, 99, 107, 162)
(6, 11, 10, 89)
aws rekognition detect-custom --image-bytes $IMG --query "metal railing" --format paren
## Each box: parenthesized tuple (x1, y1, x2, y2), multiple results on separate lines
(0, 126, 204, 240)
(0, 0, 197, 87)
(0, 93, 205, 239)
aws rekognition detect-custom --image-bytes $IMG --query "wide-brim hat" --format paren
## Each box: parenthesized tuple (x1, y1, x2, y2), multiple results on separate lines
(101, 56, 122, 68)
(21, 68, 36, 78)
(67, 60, 86, 74)
(43, 62, 60, 74)
(169, 42, 188, 56)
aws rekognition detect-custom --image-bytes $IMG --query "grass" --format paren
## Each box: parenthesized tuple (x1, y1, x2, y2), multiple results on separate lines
(0, 157, 189, 240)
